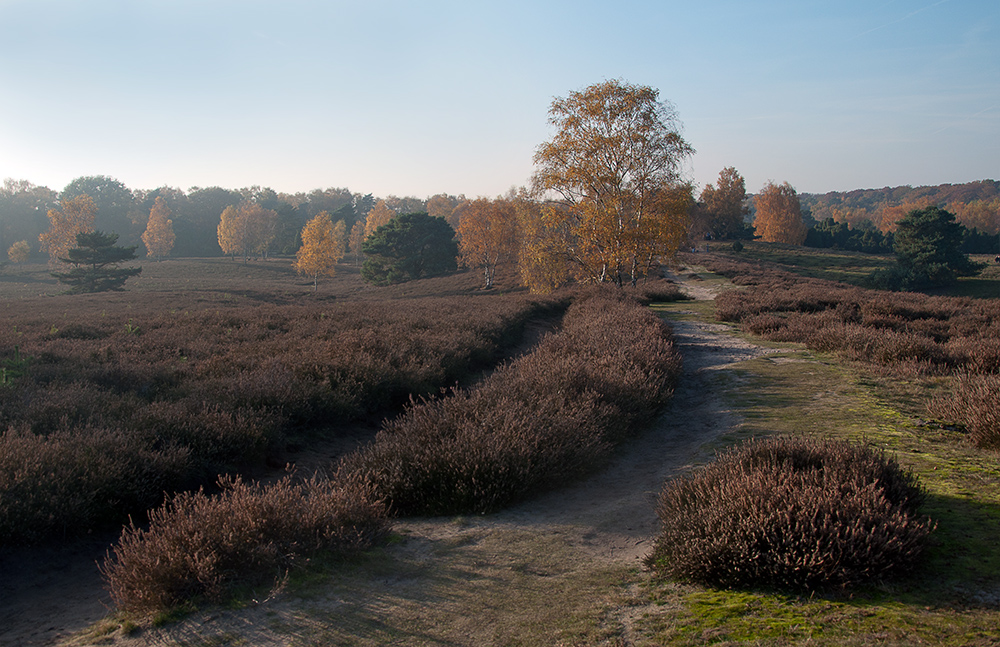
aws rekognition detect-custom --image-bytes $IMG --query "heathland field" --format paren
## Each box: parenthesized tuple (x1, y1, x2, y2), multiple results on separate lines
(2, 252, 1000, 646)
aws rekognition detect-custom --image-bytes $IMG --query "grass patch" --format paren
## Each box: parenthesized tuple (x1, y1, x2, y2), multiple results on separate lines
(725, 242, 896, 285)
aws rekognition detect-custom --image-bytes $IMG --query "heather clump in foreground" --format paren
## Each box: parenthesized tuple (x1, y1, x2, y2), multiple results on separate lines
(341, 289, 683, 515)
(100, 474, 388, 614)
(646, 436, 933, 591)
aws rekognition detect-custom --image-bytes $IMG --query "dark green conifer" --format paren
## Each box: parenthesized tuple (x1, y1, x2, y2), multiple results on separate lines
(52, 230, 141, 292)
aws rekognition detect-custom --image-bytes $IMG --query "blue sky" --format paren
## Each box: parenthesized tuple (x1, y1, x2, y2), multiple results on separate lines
(0, 0, 997, 199)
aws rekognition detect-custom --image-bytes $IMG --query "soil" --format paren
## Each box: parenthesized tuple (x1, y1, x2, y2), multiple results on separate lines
(0, 269, 781, 646)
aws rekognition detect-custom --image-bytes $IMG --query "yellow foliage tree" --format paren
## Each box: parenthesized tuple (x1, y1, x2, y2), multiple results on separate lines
(875, 198, 934, 234)
(531, 80, 694, 287)
(39, 194, 97, 267)
(753, 181, 807, 244)
(516, 200, 573, 294)
(950, 198, 1000, 234)
(364, 200, 396, 238)
(217, 201, 278, 263)
(7, 240, 30, 266)
(457, 197, 519, 288)
(294, 212, 346, 290)
(348, 219, 366, 266)
(141, 196, 175, 261)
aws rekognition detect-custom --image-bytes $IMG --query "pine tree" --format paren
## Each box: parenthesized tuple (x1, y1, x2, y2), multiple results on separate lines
(52, 231, 141, 292)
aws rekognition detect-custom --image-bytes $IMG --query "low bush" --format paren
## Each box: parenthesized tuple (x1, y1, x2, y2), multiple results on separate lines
(100, 474, 388, 614)
(927, 373, 1000, 450)
(636, 279, 689, 304)
(646, 436, 933, 591)
(342, 290, 682, 515)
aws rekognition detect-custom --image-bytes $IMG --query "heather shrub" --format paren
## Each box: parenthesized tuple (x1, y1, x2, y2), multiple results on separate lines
(0, 293, 557, 544)
(636, 279, 689, 304)
(928, 373, 1000, 450)
(0, 426, 190, 544)
(343, 291, 682, 515)
(101, 474, 389, 613)
(646, 436, 933, 591)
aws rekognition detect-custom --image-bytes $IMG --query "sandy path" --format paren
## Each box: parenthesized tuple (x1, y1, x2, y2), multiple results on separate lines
(1, 270, 780, 646)
(460, 270, 779, 566)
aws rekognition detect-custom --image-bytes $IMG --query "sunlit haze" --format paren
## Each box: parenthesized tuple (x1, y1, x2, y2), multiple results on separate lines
(1, 0, 997, 198)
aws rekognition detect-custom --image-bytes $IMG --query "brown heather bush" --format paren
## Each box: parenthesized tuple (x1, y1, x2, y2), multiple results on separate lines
(0, 293, 559, 545)
(928, 373, 1000, 450)
(341, 290, 682, 515)
(636, 278, 690, 304)
(646, 436, 933, 591)
(0, 425, 190, 543)
(100, 474, 389, 614)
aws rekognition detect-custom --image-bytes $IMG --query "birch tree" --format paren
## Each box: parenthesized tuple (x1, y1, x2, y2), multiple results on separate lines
(531, 80, 694, 287)
(141, 196, 175, 261)
(294, 211, 346, 291)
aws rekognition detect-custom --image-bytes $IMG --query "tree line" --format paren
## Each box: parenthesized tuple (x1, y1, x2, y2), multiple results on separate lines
(4, 80, 998, 294)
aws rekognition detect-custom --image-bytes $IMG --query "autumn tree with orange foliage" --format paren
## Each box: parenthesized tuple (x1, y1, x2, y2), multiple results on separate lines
(217, 202, 278, 263)
(39, 194, 97, 267)
(531, 80, 694, 288)
(7, 240, 30, 267)
(753, 181, 807, 245)
(364, 200, 396, 238)
(457, 197, 519, 288)
(141, 196, 175, 261)
(876, 199, 934, 233)
(294, 211, 346, 291)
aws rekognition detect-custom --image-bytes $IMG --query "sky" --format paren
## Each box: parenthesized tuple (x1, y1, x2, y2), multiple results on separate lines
(0, 0, 997, 200)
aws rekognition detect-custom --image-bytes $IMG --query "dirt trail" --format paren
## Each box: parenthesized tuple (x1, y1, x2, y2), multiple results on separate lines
(2, 270, 781, 646)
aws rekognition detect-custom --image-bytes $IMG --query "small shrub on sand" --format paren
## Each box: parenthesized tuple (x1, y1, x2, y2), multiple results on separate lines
(646, 436, 933, 591)
(101, 474, 388, 614)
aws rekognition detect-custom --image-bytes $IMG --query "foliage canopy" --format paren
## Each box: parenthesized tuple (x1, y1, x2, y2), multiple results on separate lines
(891, 205, 982, 288)
(531, 79, 694, 287)
(361, 212, 458, 286)
(294, 211, 346, 290)
(753, 181, 807, 245)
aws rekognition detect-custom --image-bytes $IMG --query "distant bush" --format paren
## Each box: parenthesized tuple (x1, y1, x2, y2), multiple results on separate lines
(101, 474, 388, 614)
(636, 279, 689, 304)
(342, 290, 682, 515)
(646, 436, 933, 591)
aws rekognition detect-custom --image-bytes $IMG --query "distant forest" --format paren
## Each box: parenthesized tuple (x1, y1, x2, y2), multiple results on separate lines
(797, 179, 1000, 234)
(0, 175, 462, 261)
(3, 175, 999, 262)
